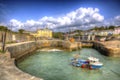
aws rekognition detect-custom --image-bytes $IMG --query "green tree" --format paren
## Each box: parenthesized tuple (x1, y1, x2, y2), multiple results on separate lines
(108, 26, 115, 30)
(99, 26, 105, 30)
(53, 32, 64, 39)
(92, 26, 99, 31)
(0, 26, 8, 31)
(18, 29, 25, 34)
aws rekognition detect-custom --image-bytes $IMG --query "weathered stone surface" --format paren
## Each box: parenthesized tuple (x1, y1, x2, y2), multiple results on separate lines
(0, 52, 42, 80)
(6, 41, 37, 59)
(82, 43, 93, 47)
(93, 40, 120, 57)
(6, 40, 120, 58)
(36, 40, 82, 51)
(5, 40, 82, 59)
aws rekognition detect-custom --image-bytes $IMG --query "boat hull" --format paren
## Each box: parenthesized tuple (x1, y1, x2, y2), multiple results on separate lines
(71, 59, 88, 67)
(90, 64, 102, 69)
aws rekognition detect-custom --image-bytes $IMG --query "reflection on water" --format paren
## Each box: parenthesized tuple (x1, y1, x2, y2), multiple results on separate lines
(17, 48, 120, 80)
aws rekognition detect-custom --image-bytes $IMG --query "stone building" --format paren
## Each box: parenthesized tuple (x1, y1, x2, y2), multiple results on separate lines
(31, 28, 52, 39)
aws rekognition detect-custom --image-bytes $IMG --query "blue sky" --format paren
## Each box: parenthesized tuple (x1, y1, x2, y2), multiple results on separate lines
(0, 0, 120, 31)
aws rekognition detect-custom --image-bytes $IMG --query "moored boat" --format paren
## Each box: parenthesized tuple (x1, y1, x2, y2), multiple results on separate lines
(88, 57, 103, 69)
(70, 56, 103, 69)
(70, 58, 89, 67)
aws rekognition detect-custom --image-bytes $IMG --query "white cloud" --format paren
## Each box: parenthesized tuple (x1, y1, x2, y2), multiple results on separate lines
(9, 19, 24, 31)
(8, 7, 105, 32)
(113, 15, 120, 26)
(101, 16, 120, 27)
(115, 15, 120, 20)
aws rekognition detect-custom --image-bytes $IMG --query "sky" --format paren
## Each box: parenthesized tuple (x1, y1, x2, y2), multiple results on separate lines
(0, 0, 120, 32)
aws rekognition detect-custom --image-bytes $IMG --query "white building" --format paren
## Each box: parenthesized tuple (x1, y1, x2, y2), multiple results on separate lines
(84, 30, 114, 36)
(114, 27, 120, 35)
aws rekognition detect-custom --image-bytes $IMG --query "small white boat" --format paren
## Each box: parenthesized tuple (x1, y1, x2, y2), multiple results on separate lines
(88, 57, 103, 69)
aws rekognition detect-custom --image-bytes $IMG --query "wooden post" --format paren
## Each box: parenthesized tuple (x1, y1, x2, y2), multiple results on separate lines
(2, 31, 7, 52)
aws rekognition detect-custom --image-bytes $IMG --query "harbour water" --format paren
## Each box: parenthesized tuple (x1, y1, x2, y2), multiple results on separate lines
(17, 48, 120, 80)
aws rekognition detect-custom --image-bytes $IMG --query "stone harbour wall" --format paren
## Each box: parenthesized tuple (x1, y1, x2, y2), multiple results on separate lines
(0, 50, 42, 80)
(0, 31, 34, 43)
(6, 41, 37, 59)
(36, 40, 81, 51)
(107, 48, 120, 57)
(6, 40, 82, 59)
(6, 40, 120, 59)
(81, 42, 93, 48)
(93, 41, 120, 57)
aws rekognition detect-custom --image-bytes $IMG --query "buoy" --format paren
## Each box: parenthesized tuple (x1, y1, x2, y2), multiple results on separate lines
(81, 64, 86, 68)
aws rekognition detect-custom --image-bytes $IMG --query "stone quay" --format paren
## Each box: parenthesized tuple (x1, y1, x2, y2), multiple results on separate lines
(0, 40, 120, 80)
